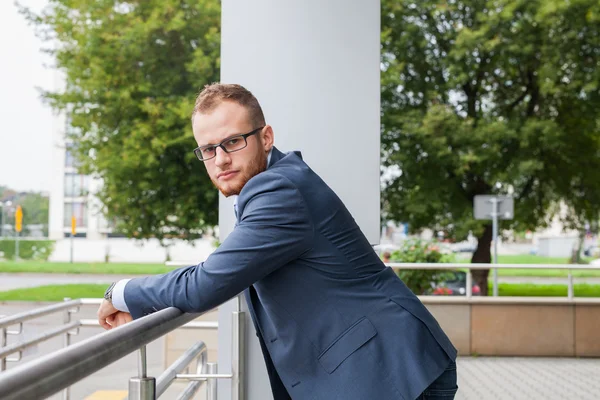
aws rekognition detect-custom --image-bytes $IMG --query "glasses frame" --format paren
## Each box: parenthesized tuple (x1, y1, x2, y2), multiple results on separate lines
(193, 126, 265, 161)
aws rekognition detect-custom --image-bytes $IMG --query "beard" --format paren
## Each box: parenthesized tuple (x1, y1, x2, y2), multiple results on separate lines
(211, 148, 268, 197)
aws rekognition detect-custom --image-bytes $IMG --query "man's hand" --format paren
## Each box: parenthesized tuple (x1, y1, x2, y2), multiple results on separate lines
(97, 299, 120, 330)
(107, 311, 133, 329)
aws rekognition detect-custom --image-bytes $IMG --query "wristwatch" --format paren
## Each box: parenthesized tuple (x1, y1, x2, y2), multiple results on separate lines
(104, 282, 116, 302)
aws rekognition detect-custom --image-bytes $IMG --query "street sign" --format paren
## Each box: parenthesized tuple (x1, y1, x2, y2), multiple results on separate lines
(15, 205, 23, 233)
(71, 216, 77, 236)
(473, 195, 514, 297)
(474, 195, 514, 220)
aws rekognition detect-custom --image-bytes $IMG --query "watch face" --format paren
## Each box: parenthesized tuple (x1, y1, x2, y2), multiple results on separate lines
(104, 282, 116, 300)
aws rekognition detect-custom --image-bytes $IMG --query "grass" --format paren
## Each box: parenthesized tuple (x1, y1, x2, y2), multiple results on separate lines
(0, 284, 106, 302)
(494, 283, 600, 297)
(0, 261, 174, 275)
(452, 254, 600, 277)
(0, 282, 598, 302)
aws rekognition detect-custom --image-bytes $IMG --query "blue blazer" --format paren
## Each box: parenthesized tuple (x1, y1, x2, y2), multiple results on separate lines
(123, 147, 457, 400)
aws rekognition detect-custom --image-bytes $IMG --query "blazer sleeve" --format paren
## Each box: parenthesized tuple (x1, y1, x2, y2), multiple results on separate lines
(123, 172, 314, 319)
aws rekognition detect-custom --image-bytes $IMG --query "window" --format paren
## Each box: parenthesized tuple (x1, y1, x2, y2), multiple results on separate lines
(64, 174, 88, 197)
(64, 202, 87, 228)
(65, 143, 80, 168)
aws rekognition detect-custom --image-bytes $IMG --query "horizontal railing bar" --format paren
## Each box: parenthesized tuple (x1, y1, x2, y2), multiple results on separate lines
(78, 319, 218, 330)
(176, 373, 233, 380)
(0, 300, 82, 329)
(0, 321, 81, 359)
(156, 341, 207, 397)
(182, 321, 218, 329)
(0, 308, 202, 400)
(79, 319, 99, 327)
(387, 263, 600, 270)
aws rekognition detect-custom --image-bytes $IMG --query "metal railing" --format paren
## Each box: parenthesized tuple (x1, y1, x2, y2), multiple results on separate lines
(388, 262, 600, 299)
(0, 298, 243, 400)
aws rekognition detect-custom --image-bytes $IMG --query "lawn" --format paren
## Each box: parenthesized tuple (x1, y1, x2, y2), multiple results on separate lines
(0, 284, 106, 302)
(453, 254, 600, 277)
(0, 261, 175, 275)
(495, 283, 600, 297)
(0, 282, 598, 301)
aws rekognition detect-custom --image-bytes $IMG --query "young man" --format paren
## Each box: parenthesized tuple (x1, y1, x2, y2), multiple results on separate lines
(98, 84, 458, 400)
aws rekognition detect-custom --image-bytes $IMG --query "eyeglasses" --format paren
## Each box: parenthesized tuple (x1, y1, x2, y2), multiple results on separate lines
(193, 127, 265, 161)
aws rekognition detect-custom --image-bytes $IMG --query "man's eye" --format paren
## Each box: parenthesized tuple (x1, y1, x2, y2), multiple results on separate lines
(227, 138, 240, 146)
(202, 147, 216, 155)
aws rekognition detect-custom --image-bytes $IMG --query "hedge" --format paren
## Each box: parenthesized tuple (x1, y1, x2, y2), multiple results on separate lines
(0, 239, 55, 261)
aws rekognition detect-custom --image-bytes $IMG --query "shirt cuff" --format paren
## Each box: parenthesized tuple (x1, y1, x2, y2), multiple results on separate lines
(111, 279, 132, 313)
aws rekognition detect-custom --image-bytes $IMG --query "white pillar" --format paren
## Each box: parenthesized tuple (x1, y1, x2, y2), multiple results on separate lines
(219, 1, 380, 399)
(48, 71, 67, 241)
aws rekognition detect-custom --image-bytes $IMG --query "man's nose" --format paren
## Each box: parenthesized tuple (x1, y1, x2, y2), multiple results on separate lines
(214, 146, 231, 167)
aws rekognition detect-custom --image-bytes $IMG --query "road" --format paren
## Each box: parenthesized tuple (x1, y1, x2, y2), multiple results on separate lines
(0, 273, 139, 291)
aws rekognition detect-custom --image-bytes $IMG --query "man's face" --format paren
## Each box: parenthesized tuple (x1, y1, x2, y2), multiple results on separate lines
(192, 101, 274, 197)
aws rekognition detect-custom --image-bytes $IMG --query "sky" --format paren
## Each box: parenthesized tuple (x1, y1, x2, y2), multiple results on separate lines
(0, 0, 54, 193)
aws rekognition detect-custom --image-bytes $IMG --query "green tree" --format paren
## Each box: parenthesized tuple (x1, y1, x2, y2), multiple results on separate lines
(20, 0, 221, 241)
(381, 0, 600, 294)
(19, 192, 50, 236)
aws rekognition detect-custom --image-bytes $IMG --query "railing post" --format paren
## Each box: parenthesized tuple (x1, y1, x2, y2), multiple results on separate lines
(206, 362, 218, 400)
(1, 326, 6, 372)
(232, 311, 245, 400)
(568, 269, 574, 299)
(62, 298, 75, 400)
(129, 346, 156, 400)
(466, 269, 473, 299)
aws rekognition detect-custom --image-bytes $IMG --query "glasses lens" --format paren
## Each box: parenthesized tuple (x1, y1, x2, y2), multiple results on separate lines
(198, 146, 216, 160)
(222, 136, 247, 153)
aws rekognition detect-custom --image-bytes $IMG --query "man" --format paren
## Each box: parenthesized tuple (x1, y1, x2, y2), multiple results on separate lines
(98, 83, 458, 400)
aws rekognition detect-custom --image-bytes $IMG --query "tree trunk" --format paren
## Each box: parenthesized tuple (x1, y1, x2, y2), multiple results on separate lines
(571, 228, 586, 264)
(471, 224, 493, 296)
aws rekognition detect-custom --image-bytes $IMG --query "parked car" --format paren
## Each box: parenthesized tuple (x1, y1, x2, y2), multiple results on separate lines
(428, 270, 481, 296)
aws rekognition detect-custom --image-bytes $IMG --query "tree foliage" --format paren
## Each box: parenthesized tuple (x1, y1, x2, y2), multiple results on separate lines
(381, 0, 600, 293)
(20, 0, 221, 241)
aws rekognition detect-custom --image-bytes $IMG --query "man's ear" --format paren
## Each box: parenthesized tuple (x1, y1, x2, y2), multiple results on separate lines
(262, 125, 274, 152)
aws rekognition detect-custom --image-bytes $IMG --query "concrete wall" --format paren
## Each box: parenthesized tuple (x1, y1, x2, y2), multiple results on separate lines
(423, 297, 600, 357)
(164, 298, 600, 384)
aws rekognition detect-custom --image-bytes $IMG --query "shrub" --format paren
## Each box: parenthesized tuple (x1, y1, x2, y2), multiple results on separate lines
(390, 240, 455, 295)
(0, 239, 55, 261)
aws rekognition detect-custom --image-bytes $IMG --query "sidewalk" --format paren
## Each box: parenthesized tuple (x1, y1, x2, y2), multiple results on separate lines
(456, 356, 600, 399)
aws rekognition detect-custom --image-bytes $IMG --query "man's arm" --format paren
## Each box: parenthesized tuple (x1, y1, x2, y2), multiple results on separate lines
(121, 172, 314, 319)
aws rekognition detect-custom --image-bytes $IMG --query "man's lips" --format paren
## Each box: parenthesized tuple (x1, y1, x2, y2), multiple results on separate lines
(217, 170, 238, 180)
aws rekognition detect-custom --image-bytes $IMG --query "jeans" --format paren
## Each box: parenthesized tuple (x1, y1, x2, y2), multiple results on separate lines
(415, 360, 458, 399)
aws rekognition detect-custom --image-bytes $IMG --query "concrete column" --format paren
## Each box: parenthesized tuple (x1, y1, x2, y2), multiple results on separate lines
(219, 1, 380, 399)
(48, 71, 67, 240)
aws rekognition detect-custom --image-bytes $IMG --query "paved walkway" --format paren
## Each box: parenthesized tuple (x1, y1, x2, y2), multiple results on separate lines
(0, 273, 139, 291)
(457, 356, 600, 399)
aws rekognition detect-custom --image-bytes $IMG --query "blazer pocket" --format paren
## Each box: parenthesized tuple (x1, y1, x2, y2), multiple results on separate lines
(317, 317, 377, 374)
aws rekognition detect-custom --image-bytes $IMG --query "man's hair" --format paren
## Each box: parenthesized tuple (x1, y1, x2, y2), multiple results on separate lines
(192, 83, 266, 128)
